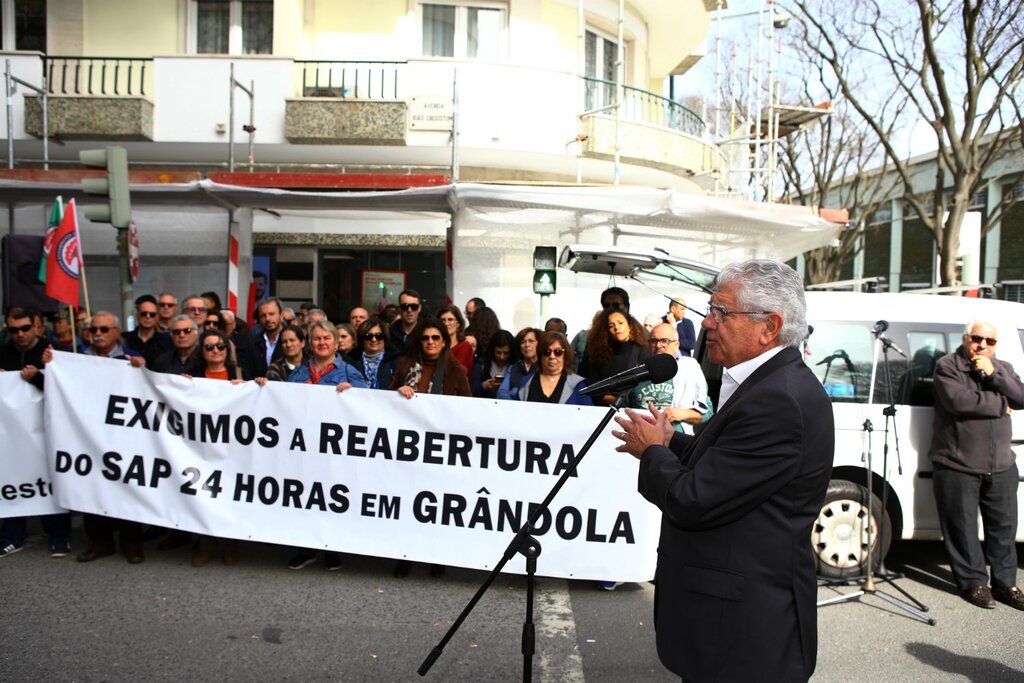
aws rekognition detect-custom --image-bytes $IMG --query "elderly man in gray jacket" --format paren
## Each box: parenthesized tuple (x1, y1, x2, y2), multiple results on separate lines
(930, 319, 1024, 610)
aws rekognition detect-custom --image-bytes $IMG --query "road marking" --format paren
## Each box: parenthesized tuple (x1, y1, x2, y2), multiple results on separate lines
(536, 578, 585, 683)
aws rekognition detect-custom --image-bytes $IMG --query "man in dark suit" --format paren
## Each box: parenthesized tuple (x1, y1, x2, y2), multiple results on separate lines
(244, 297, 284, 378)
(663, 298, 696, 357)
(613, 259, 834, 682)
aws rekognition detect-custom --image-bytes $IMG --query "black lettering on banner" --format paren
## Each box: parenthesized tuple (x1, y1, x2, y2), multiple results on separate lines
(257, 417, 279, 448)
(105, 395, 128, 426)
(56, 450, 93, 475)
(468, 495, 492, 530)
(234, 473, 255, 502)
(127, 398, 152, 429)
(328, 484, 349, 513)
(123, 455, 147, 486)
(413, 491, 436, 523)
(396, 430, 419, 461)
(101, 452, 123, 481)
(289, 428, 306, 451)
(497, 439, 520, 472)
(556, 507, 582, 539)
(180, 467, 200, 496)
(497, 499, 522, 532)
(368, 428, 392, 459)
(167, 409, 183, 436)
(347, 424, 368, 457)
(525, 441, 550, 475)
(202, 470, 223, 498)
(553, 444, 578, 477)
(476, 436, 494, 468)
(186, 410, 196, 441)
(441, 493, 467, 527)
(423, 431, 444, 465)
(319, 422, 343, 454)
(234, 415, 255, 446)
(200, 413, 230, 443)
(305, 482, 326, 511)
(150, 458, 172, 488)
(609, 511, 635, 543)
(361, 493, 401, 519)
(258, 476, 280, 504)
(586, 509, 606, 542)
(448, 434, 472, 467)
(282, 479, 303, 508)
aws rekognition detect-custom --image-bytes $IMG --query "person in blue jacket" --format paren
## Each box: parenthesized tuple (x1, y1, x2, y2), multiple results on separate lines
(510, 331, 593, 406)
(288, 320, 367, 389)
(346, 317, 400, 390)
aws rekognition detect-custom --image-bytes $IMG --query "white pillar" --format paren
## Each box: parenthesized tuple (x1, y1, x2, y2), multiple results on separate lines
(888, 199, 902, 292)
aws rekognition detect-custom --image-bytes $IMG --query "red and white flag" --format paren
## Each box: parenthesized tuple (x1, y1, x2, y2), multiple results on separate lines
(45, 198, 82, 307)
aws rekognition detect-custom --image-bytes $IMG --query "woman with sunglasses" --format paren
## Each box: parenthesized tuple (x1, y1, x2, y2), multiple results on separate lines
(347, 318, 400, 390)
(266, 324, 307, 382)
(289, 320, 368, 389)
(470, 329, 517, 398)
(437, 304, 475, 372)
(510, 332, 592, 406)
(392, 317, 471, 399)
(186, 329, 248, 567)
(496, 326, 542, 400)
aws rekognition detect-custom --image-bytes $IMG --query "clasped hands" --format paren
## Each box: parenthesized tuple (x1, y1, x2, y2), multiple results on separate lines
(612, 402, 674, 460)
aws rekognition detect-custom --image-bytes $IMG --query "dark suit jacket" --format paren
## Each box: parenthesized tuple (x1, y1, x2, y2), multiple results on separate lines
(638, 346, 834, 682)
(662, 314, 697, 356)
(244, 329, 282, 379)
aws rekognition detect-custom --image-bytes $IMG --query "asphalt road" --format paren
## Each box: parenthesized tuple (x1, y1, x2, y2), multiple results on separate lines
(2, 520, 1023, 682)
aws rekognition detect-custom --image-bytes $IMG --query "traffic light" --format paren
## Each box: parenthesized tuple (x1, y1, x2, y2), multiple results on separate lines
(533, 245, 557, 295)
(80, 146, 131, 228)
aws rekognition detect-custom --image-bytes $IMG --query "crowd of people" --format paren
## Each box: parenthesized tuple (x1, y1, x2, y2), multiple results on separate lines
(0, 286, 710, 581)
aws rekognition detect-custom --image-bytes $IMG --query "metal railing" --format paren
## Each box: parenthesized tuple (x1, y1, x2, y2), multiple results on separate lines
(296, 60, 404, 99)
(45, 56, 151, 96)
(583, 76, 705, 137)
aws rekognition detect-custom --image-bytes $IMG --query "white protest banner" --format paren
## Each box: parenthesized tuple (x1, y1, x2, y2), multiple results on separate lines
(44, 352, 660, 580)
(0, 372, 65, 518)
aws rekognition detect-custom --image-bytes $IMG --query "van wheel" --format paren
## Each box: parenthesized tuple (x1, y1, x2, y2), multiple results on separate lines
(812, 479, 892, 580)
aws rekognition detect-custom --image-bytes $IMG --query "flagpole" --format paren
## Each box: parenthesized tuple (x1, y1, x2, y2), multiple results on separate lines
(68, 304, 78, 353)
(79, 265, 92, 319)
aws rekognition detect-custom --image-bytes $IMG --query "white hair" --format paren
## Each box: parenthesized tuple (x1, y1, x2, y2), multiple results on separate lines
(714, 259, 807, 347)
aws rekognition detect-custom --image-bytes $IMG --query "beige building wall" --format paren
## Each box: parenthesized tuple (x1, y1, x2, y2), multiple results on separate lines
(83, 0, 179, 55)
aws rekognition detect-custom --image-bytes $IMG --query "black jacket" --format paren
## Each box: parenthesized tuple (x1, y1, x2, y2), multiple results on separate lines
(0, 337, 46, 390)
(929, 346, 1024, 475)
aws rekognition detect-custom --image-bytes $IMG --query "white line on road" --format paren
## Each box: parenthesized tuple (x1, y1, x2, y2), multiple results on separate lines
(536, 579, 586, 683)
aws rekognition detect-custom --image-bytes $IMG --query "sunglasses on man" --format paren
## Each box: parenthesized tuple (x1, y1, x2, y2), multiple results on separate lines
(400, 303, 421, 311)
(89, 326, 113, 334)
(8, 323, 34, 334)
(969, 334, 997, 346)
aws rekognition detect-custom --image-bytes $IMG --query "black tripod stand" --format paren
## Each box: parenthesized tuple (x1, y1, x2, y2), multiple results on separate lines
(817, 330, 936, 625)
(418, 393, 631, 681)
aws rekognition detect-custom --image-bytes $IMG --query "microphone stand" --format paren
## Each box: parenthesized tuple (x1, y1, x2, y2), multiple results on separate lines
(419, 393, 631, 680)
(817, 334, 935, 625)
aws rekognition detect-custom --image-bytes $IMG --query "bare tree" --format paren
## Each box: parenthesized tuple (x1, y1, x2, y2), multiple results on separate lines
(791, 0, 1024, 286)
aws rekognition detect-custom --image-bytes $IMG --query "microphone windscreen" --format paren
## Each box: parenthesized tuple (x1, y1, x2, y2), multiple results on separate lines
(644, 354, 679, 385)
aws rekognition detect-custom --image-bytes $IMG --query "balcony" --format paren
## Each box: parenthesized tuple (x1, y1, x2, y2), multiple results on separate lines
(24, 56, 154, 141)
(5, 53, 723, 188)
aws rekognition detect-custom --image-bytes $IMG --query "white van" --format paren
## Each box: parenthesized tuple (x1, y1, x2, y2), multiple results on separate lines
(559, 245, 1024, 578)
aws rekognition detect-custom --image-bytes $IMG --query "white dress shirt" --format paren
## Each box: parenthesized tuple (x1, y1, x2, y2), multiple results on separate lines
(718, 345, 787, 408)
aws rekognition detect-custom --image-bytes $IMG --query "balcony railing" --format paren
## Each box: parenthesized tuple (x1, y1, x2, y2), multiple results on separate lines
(295, 60, 404, 99)
(45, 56, 151, 96)
(583, 77, 705, 138)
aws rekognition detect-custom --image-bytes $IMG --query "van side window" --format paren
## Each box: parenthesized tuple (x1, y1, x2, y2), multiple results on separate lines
(905, 332, 950, 407)
(802, 323, 874, 403)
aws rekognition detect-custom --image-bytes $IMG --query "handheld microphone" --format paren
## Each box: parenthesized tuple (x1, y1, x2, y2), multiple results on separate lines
(579, 354, 678, 397)
(871, 320, 889, 337)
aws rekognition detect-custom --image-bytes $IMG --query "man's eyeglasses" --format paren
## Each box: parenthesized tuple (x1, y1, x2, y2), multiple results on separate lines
(705, 303, 772, 324)
(203, 342, 227, 352)
(649, 337, 678, 347)
(969, 334, 997, 346)
(8, 323, 33, 334)
(362, 332, 385, 341)
(401, 303, 421, 312)
(170, 328, 195, 336)
(421, 334, 442, 342)
(137, 311, 158, 318)
(184, 306, 207, 314)
(89, 326, 113, 334)
(157, 302, 177, 308)
(542, 347, 565, 357)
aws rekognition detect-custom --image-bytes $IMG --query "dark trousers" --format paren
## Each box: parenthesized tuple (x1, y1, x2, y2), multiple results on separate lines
(933, 462, 1019, 591)
(1, 513, 72, 546)
(83, 513, 144, 554)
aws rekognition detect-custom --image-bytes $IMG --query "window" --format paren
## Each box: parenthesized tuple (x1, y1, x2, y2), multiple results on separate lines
(192, 0, 273, 55)
(0, 0, 46, 52)
(584, 29, 620, 111)
(420, 2, 505, 60)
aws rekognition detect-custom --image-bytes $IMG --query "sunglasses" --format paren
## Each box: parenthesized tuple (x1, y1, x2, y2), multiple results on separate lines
(203, 342, 228, 352)
(185, 306, 207, 314)
(362, 332, 385, 341)
(542, 347, 565, 357)
(969, 334, 997, 346)
(204, 319, 220, 327)
(170, 328, 195, 336)
(137, 311, 158, 318)
(158, 302, 176, 308)
(400, 303, 421, 311)
(421, 334, 443, 342)
(88, 326, 113, 334)
(8, 323, 34, 334)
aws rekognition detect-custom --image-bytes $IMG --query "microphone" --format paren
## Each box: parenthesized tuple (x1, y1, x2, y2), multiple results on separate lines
(580, 354, 678, 397)
(871, 320, 889, 337)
